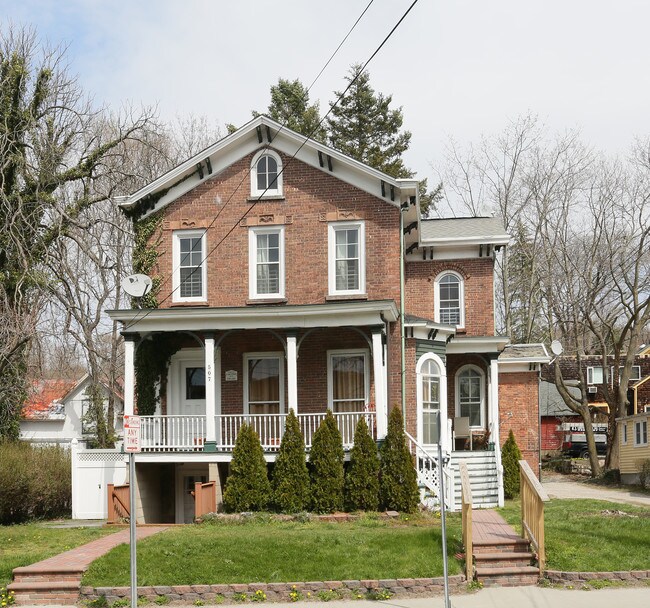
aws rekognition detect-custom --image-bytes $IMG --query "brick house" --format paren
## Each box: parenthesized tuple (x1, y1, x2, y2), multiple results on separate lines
(85, 116, 549, 523)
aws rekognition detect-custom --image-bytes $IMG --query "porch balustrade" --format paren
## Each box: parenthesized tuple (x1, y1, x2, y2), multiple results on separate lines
(138, 411, 375, 452)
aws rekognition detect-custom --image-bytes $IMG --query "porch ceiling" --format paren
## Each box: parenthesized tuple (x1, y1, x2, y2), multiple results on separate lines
(107, 300, 398, 333)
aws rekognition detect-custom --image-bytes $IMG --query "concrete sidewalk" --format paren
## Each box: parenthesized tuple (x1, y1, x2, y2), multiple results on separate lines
(20, 586, 650, 608)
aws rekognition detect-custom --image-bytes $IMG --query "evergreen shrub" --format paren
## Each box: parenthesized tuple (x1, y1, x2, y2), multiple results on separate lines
(379, 407, 419, 513)
(309, 410, 344, 513)
(223, 423, 271, 512)
(272, 410, 310, 513)
(344, 417, 380, 511)
(502, 429, 522, 499)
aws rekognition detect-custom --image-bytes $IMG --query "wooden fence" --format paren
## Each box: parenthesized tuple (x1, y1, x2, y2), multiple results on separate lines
(107, 483, 130, 523)
(193, 481, 217, 520)
(519, 459, 550, 571)
(459, 462, 473, 580)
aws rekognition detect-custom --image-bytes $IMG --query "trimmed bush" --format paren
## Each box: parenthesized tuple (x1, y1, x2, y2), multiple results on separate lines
(309, 410, 344, 513)
(379, 407, 419, 513)
(345, 417, 380, 511)
(0, 441, 71, 524)
(272, 410, 310, 513)
(223, 424, 271, 513)
(502, 429, 522, 499)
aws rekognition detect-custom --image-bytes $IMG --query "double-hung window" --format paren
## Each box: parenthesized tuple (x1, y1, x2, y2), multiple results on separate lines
(173, 230, 206, 302)
(435, 271, 464, 327)
(328, 350, 369, 413)
(457, 366, 484, 428)
(587, 366, 604, 385)
(635, 420, 648, 446)
(420, 359, 441, 444)
(249, 227, 285, 299)
(328, 221, 365, 296)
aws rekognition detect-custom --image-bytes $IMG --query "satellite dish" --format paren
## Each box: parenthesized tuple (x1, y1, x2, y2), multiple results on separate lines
(550, 340, 564, 356)
(123, 274, 153, 298)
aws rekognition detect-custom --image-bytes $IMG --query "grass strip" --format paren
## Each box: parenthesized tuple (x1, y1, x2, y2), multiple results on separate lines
(500, 498, 650, 572)
(83, 516, 462, 586)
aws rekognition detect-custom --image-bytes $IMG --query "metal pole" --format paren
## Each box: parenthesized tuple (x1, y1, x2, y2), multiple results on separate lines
(438, 441, 451, 608)
(129, 453, 137, 608)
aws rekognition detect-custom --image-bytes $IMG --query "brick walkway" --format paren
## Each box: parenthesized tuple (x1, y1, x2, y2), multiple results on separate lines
(19, 526, 168, 572)
(472, 509, 521, 543)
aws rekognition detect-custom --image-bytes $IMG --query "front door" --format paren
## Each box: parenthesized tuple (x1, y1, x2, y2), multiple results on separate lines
(176, 359, 206, 448)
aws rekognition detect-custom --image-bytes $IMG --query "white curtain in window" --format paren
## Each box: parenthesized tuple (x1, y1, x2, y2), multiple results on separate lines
(332, 354, 365, 412)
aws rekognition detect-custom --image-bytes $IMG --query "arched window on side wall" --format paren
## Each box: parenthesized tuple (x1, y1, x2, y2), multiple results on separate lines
(416, 353, 447, 447)
(251, 150, 283, 197)
(434, 271, 464, 328)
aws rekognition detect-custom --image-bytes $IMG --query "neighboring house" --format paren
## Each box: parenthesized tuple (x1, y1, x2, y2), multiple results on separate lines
(540, 381, 583, 453)
(543, 349, 650, 417)
(617, 411, 650, 485)
(21, 375, 123, 447)
(75, 116, 549, 523)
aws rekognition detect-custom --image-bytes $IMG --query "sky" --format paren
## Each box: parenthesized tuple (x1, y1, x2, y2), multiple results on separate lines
(2, 0, 649, 190)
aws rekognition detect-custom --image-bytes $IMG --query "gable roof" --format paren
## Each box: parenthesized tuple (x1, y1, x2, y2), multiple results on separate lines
(540, 380, 581, 417)
(117, 115, 419, 220)
(22, 378, 84, 421)
(420, 217, 510, 247)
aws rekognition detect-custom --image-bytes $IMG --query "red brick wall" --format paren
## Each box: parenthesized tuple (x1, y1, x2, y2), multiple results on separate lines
(405, 259, 495, 336)
(498, 372, 540, 475)
(150, 150, 401, 308)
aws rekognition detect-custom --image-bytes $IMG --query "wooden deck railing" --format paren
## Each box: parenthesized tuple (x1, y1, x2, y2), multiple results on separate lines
(107, 483, 130, 523)
(459, 462, 473, 580)
(192, 481, 217, 520)
(519, 459, 550, 571)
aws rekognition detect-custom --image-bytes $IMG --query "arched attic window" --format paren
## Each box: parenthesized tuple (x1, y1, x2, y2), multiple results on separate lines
(251, 150, 283, 197)
(434, 271, 464, 328)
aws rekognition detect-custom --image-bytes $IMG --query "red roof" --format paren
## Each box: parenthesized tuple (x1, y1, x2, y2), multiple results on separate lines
(22, 379, 80, 420)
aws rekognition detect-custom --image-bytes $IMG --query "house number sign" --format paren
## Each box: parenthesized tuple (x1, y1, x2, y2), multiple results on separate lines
(225, 370, 237, 381)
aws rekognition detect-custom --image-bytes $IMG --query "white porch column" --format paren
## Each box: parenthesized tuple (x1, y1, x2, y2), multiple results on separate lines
(123, 334, 136, 417)
(287, 332, 298, 413)
(372, 330, 388, 439)
(205, 334, 216, 443)
(489, 360, 505, 507)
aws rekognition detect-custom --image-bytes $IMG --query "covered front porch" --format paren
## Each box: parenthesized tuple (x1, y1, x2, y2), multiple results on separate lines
(109, 301, 398, 453)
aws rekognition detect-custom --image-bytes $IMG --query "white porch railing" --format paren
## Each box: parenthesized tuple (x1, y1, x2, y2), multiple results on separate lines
(406, 431, 454, 511)
(140, 415, 207, 451)
(138, 412, 376, 452)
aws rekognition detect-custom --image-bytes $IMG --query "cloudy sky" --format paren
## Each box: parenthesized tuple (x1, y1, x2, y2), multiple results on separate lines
(2, 0, 649, 186)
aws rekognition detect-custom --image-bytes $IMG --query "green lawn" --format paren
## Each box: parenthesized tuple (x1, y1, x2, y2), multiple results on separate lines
(83, 515, 462, 586)
(499, 499, 650, 572)
(0, 523, 115, 585)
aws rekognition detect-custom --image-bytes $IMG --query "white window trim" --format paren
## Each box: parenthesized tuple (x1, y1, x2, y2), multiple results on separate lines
(250, 149, 283, 198)
(621, 422, 628, 445)
(634, 420, 648, 447)
(327, 349, 370, 412)
(248, 226, 285, 299)
(328, 221, 366, 296)
(456, 364, 486, 430)
(434, 270, 465, 329)
(172, 230, 207, 303)
(587, 366, 604, 385)
(612, 365, 642, 383)
(416, 352, 447, 446)
(243, 352, 285, 415)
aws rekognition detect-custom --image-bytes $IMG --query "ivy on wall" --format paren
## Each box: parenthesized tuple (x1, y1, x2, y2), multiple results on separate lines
(132, 211, 163, 309)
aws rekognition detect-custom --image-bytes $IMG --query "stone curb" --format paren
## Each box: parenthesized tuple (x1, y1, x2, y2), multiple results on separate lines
(545, 569, 650, 585)
(81, 575, 466, 603)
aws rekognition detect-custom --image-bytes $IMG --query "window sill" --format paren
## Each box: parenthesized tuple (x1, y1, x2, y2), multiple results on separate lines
(247, 195, 286, 202)
(326, 293, 368, 302)
(170, 301, 210, 307)
(246, 297, 288, 305)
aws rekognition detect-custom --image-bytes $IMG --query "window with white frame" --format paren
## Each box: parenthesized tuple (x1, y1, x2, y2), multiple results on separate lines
(328, 222, 365, 296)
(244, 353, 284, 415)
(251, 150, 283, 197)
(434, 272, 464, 327)
(328, 350, 369, 412)
(634, 419, 648, 446)
(173, 230, 206, 302)
(615, 365, 642, 382)
(622, 422, 628, 445)
(248, 227, 284, 299)
(587, 366, 604, 385)
(420, 358, 441, 444)
(457, 366, 484, 428)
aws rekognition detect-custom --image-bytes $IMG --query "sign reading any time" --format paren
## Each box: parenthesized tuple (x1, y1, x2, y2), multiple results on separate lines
(124, 415, 141, 453)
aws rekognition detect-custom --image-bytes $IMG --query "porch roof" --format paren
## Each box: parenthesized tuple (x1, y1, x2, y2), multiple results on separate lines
(107, 300, 398, 333)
